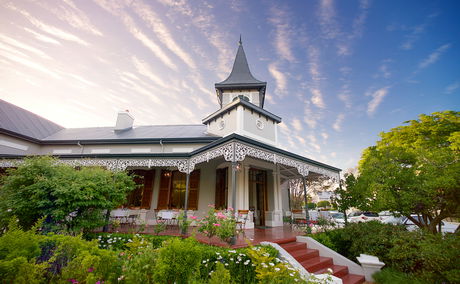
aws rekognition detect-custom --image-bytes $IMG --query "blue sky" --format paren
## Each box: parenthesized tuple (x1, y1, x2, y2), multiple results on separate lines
(0, 0, 459, 171)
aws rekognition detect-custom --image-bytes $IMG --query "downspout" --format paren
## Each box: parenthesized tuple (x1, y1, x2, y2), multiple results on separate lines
(77, 141, 84, 154)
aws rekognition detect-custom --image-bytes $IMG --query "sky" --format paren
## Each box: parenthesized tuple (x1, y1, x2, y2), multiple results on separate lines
(0, 0, 459, 171)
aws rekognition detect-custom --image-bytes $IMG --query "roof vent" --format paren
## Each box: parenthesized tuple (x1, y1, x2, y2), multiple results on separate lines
(115, 110, 134, 131)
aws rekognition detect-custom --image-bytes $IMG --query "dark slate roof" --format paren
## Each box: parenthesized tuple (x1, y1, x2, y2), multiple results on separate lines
(43, 124, 219, 143)
(215, 41, 266, 88)
(0, 99, 63, 140)
(202, 97, 281, 124)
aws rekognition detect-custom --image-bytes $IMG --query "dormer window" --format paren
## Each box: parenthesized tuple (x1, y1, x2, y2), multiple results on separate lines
(233, 95, 250, 102)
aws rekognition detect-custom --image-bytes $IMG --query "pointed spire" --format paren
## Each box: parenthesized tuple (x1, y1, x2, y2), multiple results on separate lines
(216, 37, 264, 86)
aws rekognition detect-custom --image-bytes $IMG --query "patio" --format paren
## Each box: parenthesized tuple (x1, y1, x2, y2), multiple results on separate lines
(103, 224, 304, 248)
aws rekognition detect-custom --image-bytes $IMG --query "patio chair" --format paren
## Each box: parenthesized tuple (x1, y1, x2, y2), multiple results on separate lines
(236, 210, 249, 235)
(291, 209, 307, 230)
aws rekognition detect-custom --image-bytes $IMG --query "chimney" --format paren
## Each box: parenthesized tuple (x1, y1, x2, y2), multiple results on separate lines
(115, 110, 134, 131)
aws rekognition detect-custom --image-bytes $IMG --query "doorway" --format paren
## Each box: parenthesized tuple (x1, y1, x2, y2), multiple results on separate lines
(249, 168, 267, 227)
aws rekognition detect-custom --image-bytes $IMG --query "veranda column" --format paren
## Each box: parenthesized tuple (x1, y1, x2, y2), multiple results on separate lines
(182, 172, 190, 235)
(302, 175, 310, 223)
(230, 161, 238, 245)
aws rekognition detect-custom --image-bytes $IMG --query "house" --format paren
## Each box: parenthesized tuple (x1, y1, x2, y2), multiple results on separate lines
(0, 40, 340, 229)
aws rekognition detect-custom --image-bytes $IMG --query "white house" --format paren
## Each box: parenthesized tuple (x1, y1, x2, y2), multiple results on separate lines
(0, 39, 340, 229)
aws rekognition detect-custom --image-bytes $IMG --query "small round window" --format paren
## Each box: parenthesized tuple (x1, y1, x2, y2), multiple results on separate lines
(256, 119, 265, 130)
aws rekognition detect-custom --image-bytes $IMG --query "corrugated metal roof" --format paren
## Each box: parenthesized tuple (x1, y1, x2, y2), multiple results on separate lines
(43, 124, 216, 141)
(0, 99, 63, 140)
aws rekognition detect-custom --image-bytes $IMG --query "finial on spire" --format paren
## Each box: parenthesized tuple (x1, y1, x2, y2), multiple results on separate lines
(239, 34, 242, 46)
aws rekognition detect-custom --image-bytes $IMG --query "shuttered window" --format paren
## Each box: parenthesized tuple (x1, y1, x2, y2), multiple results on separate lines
(126, 169, 155, 209)
(157, 169, 200, 210)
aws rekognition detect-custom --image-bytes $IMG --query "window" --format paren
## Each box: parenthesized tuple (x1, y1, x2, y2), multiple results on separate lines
(125, 169, 155, 209)
(157, 170, 200, 210)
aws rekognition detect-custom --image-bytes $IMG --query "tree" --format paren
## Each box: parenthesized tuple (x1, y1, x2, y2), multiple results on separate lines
(356, 111, 460, 233)
(332, 172, 368, 225)
(317, 200, 331, 208)
(0, 156, 136, 233)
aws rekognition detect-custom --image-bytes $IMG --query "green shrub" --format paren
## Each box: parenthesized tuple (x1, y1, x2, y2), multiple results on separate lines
(85, 232, 177, 250)
(153, 237, 202, 283)
(386, 231, 460, 283)
(208, 262, 231, 284)
(373, 268, 425, 284)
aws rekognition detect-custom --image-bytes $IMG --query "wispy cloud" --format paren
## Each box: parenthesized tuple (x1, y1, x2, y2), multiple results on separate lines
(418, 43, 451, 70)
(310, 88, 326, 109)
(23, 28, 61, 45)
(321, 132, 329, 140)
(268, 5, 296, 62)
(374, 59, 392, 79)
(333, 113, 345, 131)
(318, 0, 340, 40)
(445, 81, 459, 94)
(0, 34, 51, 59)
(268, 62, 287, 95)
(291, 118, 303, 132)
(6, 3, 89, 46)
(131, 56, 169, 89)
(367, 87, 390, 116)
(129, 0, 196, 69)
(0, 49, 61, 79)
(93, 0, 177, 71)
(387, 13, 439, 50)
(38, 0, 103, 36)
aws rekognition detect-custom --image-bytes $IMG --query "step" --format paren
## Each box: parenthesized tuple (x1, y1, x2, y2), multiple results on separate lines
(280, 242, 307, 253)
(340, 274, 366, 284)
(313, 264, 349, 278)
(273, 237, 297, 245)
(301, 256, 333, 272)
(290, 248, 319, 262)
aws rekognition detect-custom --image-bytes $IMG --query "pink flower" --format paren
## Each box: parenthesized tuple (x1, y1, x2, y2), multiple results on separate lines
(216, 212, 227, 219)
(68, 280, 78, 284)
(208, 204, 215, 208)
(227, 207, 234, 211)
(213, 223, 221, 227)
(190, 216, 198, 220)
(87, 267, 94, 273)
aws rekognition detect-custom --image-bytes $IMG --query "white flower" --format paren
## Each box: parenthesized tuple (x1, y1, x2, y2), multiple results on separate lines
(6, 209, 12, 212)
(229, 250, 236, 253)
(202, 260, 207, 263)
(275, 267, 280, 271)
(230, 258, 234, 261)
(216, 252, 220, 255)
(327, 268, 333, 274)
(225, 263, 228, 266)
(263, 253, 270, 257)
(290, 273, 294, 277)
(269, 262, 275, 266)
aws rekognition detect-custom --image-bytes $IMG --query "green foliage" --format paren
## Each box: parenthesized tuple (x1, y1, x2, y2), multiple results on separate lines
(373, 268, 426, 284)
(246, 246, 305, 284)
(0, 219, 47, 283)
(316, 201, 330, 208)
(85, 232, 177, 250)
(208, 262, 231, 284)
(356, 111, 460, 233)
(307, 203, 316, 209)
(332, 173, 365, 224)
(0, 156, 136, 233)
(153, 237, 202, 283)
(313, 222, 460, 283)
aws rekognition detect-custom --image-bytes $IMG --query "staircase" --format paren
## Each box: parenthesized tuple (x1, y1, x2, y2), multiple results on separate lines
(274, 238, 365, 284)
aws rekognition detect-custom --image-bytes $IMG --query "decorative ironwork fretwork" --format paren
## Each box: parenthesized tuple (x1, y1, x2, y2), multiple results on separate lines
(0, 141, 340, 179)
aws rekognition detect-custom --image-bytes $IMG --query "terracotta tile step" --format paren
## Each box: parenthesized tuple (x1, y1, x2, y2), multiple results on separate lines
(340, 274, 366, 284)
(280, 242, 307, 252)
(301, 256, 333, 272)
(272, 237, 297, 244)
(313, 264, 349, 278)
(290, 248, 319, 262)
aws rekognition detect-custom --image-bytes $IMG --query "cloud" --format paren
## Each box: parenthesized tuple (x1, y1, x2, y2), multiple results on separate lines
(39, 0, 103, 36)
(367, 87, 390, 116)
(131, 56, 169, 89)
(310, 88, 326, 109)
(0, 34, 51, 59)
(23, 28, 62, 45)
(268, 5, 295, 62)
(445, 81, 459, 94)
(333, 113, 345, 131)
(6, 3, 89, 46)
(129, 0, 196, 69)
(0, 49, 61, 79)
(321, 132, 329, 140)
(303, 102, 321, 129)
(268, 62, 287, 95)
(418, 44, 451, 70)
(318, 0, 340, 40)
(93, 0, 177, 71)
(291, 118, 303, 132)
